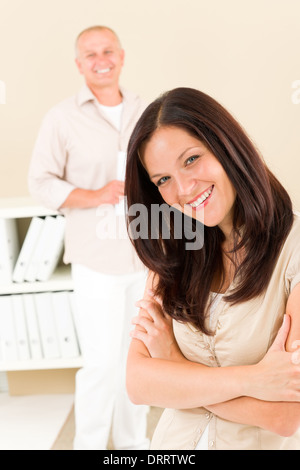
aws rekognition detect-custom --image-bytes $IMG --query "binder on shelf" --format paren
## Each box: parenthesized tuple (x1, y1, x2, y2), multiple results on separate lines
(12, 216, 44, 283)
(36, 215, 66, 282)
(11, 295, 30, 360)
(23, 293, 43, 360)
(0, 218, 20, 283)
(34, 292, 60, 359)
(68, 291, 82, 349)
(51, 292, 80, 358)
(0, 295, 18, 362)
(24, 216, 57, 282)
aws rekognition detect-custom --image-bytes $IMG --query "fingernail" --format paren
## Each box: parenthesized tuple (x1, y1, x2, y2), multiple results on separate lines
(292, 351, 300, 365)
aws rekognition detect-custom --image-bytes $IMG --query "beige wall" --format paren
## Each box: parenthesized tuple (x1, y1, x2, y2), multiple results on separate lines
(0, 0, 299, 209)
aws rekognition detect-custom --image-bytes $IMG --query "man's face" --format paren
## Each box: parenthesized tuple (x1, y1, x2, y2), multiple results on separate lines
(75, 29, 125, 90)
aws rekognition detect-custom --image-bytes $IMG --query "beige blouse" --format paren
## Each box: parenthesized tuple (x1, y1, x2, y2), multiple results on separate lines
(151, 212, 300, 450)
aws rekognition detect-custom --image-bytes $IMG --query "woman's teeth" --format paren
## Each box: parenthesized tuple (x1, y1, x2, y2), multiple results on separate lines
(189, 187, 213, 208)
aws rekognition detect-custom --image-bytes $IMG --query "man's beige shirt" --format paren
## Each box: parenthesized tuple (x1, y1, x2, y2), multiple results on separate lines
(28, 85, 146, 274)
(151, 213, 300, 450)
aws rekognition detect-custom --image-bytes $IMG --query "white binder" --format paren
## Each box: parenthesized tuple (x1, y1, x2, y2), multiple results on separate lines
(12, 216, 44, 283)
(11, 295, 30, 360)
(51, 292, 80, 358)
(24, 216, 57, 282)
(0, 218, 20, 283)
(22, 293, 43, 359)
(68, 291, 82, 350)
(34, 292, 60, 359)
(0, 295, 18, 361)
(36, 216, 66, 281)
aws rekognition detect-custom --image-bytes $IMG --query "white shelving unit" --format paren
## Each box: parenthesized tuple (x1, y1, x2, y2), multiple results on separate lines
(0, 196, 83, 376)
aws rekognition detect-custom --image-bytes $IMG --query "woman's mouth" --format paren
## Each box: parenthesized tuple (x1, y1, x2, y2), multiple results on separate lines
(188, 185, 214, 209)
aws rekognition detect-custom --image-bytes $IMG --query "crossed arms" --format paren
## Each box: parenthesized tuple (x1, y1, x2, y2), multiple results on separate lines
(126, 275, 300, 437)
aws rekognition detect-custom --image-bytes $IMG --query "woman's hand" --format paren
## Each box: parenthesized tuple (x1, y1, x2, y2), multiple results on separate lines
(248, 314, 300, 402)
(130, 292, 185, 362)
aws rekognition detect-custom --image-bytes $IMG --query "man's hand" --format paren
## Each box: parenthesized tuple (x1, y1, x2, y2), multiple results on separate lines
(60, 180, 124, 209)
(95, 180, 125, 205)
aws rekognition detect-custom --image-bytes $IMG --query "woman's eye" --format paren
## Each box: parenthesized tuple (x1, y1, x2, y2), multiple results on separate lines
(156, 176, 170, 187)
(185, 155, 199, 165)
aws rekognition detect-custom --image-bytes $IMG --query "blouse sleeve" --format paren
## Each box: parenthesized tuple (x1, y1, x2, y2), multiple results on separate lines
(285, 234, 300, 295)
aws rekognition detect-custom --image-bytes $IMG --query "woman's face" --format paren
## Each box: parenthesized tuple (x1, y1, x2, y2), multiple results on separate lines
(142, 126, 237, 236)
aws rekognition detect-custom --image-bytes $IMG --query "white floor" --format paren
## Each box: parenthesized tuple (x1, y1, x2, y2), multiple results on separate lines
(0, 392, 74, 450)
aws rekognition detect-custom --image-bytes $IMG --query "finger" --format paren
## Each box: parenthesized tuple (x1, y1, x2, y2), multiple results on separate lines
(116, 181, 125, 192)
(269, 314, 291, 352)
(129, 328, 151, 346)
(135, 299, 164, 324)
(291, 340, 300, 351)
(132, 315, 156, 334)
(135, 305, 153, 321)
(131, 310, 151, 333)
(147, 289, 163, 306)
(146, 293, 173, 326)
(136, 298, 173, 327)
(291, 349, 300, 365)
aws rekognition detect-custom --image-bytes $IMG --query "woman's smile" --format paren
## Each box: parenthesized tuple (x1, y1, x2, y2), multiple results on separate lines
(187, 185, 214, 209)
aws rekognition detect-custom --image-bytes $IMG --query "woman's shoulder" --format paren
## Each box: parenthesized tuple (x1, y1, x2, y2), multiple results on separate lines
(283, 212, 300, 293)
(274, 211, 300, 268)
(287, 211, 300, 241)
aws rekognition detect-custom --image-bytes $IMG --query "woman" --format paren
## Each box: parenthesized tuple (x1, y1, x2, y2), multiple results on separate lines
(124, 87, 300, 450)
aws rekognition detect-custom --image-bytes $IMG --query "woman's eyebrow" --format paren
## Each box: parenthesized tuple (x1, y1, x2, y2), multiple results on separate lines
(149, 146, 202, 180)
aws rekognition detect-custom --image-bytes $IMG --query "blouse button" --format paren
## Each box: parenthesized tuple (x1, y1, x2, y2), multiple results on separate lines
(209, 440, 214, 447)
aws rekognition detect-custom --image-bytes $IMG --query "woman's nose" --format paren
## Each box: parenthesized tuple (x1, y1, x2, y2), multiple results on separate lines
(176, 175, 195, 197)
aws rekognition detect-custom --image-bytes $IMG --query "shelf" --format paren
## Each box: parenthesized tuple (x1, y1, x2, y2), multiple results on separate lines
(0, 196, 58, 219)
(0, 197, 80, 387)
(0, 356, 83, 372)
(0, 265, 73, 295)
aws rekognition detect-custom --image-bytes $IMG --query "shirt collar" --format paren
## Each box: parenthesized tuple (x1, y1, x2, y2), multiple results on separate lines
(77, 84, 97, 106)
(77, 83, 130, 107)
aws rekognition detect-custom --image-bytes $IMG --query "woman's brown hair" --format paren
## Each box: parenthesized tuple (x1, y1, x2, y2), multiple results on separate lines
(125, 87, 293, 334)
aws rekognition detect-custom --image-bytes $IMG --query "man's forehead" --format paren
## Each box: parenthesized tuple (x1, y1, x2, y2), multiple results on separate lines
(78, 30, 119, 50)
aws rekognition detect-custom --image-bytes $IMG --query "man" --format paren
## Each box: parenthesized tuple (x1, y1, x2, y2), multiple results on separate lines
(28, 26, 149, 450)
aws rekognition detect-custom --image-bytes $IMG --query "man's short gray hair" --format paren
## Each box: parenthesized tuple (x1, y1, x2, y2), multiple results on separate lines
(75, 25, 122, 57)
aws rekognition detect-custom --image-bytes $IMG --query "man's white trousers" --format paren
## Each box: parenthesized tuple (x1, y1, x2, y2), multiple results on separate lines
(71, 264, 149, 450)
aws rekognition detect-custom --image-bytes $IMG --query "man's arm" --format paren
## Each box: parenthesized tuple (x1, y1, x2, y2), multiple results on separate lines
(28, 109, 124, 211)
(28, 109, 76, 210)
